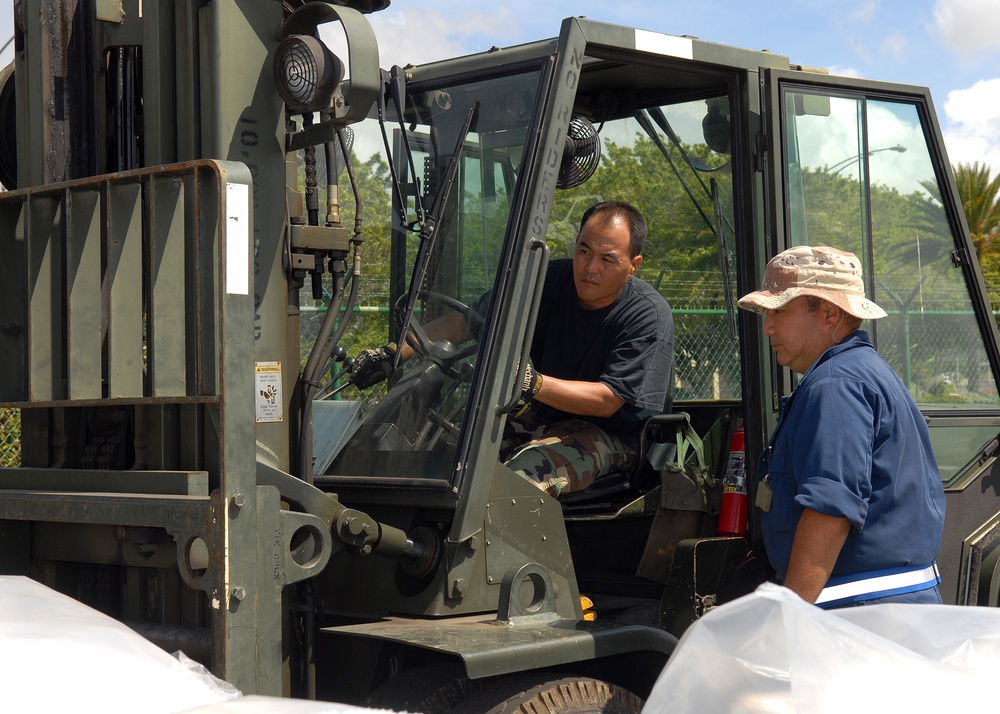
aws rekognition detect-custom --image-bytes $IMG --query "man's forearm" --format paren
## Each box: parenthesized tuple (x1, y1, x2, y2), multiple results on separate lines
(783, 508, 851, 603)
(398, 310, 473, 361)
(533, 375, 624, 418)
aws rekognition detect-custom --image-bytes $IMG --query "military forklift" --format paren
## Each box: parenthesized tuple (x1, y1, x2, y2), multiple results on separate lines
(1, 1, 999, 711)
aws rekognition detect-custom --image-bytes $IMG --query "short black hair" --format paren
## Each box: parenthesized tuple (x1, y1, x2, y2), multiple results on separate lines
(579, 201, 648, 258)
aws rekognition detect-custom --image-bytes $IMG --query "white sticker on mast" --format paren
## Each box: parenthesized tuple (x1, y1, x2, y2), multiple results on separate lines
(226, 182, 250, 296)
(634, 30, 694, 60)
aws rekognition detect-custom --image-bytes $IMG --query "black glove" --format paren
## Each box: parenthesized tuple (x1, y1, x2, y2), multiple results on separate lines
(521, 360, 543, 401)
(351, 343, 397, 389)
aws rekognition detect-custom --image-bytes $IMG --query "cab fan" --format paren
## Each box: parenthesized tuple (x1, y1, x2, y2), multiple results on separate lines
(557, 115, 601, 189)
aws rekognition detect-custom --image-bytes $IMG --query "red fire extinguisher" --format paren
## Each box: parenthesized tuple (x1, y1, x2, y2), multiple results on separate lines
(718, 420, 748, 538)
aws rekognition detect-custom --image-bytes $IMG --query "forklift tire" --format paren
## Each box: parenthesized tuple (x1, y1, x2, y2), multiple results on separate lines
(448, 674, 643, 714)
(364, 662, 474, 714)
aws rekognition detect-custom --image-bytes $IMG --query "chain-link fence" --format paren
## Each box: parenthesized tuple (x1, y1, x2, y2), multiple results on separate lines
(0, 409, 19, 467)
(296, 277, 745, 401)
(879, 310, 999, 403)
(3, 276, 999, 466)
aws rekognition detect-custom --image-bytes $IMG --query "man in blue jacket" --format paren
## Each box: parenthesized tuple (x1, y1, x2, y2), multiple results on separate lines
(738, 245, 946, 608)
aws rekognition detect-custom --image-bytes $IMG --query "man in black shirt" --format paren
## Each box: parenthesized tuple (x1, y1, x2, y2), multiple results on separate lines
(502, 201, 674, 495)
(354, 201, 674, 496)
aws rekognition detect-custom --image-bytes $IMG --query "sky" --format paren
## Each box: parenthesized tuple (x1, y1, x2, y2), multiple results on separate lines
(357, 0, 1000, 173)
(0, 0, 998, 172)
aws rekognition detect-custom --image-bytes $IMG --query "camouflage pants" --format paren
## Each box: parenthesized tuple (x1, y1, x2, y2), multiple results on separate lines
(500, 412, 637, 497)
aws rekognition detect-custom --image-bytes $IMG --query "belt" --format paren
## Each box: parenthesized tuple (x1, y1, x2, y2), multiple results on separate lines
(815, 561, 941, 609)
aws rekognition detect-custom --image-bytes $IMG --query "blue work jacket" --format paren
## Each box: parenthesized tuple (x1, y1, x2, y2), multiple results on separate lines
(759, 331, 946, 582)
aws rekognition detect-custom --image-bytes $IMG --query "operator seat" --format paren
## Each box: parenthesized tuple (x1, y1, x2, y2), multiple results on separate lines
(560, 362, 676, 508)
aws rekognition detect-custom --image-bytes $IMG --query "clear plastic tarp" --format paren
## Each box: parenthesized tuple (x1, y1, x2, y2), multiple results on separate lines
(0, 576, 396, 714)
(644, 582, 1000, 714)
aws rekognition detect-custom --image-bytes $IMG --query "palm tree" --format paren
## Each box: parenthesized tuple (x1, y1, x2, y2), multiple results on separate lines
(953, 162, 1000, 267)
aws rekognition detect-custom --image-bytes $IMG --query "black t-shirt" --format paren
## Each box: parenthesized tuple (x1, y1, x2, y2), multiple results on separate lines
(529, 259, 674, 442)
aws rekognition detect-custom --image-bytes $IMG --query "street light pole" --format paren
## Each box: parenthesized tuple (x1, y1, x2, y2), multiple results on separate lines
(825, 144, 907, 176)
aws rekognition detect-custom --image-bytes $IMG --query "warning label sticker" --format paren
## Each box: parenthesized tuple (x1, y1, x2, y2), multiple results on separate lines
(255, 361, 283, 423)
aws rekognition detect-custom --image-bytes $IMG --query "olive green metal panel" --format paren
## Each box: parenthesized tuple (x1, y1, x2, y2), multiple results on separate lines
(96, 0, 123, 23)
(27, 196, 62, 401)
(198, 0, 292, 472)
(325, 612, 677, 680)
(148, 175, 188, 397)
(189, 0, 288, 694)
(107, 182, 145, 398)
(445, 464, 581, 620)
(0, 490, 212, 529)
(14, 1, 54, 188)
(66, 189, 103, 399)
(0, 162, 247, 406)
(192, 172, 222, 397)
(0, 157, 276, 693)
(139, 0, 201, 165)
(0, 467, 209, 495)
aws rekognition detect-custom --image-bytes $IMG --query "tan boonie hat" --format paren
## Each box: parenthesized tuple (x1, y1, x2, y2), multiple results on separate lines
(737, 245, 888, 320)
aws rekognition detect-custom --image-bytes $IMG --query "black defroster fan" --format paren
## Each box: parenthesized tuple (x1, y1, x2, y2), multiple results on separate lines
(557, 115, 601, 189)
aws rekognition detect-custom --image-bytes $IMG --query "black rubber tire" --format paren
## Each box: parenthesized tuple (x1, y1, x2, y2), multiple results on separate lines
(448, 675, 644, 714)
(364, 662, 475, 714)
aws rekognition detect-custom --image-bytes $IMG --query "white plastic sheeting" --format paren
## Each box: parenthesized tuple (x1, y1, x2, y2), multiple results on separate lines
(187, 696, 400, 713)
(644, 582, 1000, 714)
(0, 575, 239, 712)
(0, 575, 396, 714)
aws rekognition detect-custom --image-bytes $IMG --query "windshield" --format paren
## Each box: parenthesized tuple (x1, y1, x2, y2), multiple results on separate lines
(313, 68, 542, 483)
(309, 54, 742, 486)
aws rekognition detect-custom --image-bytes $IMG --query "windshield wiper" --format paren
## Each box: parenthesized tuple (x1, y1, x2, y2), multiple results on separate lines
(634, 108, 715, 233)
(379, 65, 427, 231)
(635, 106, 739, 338)
(393, 101, 480, 366)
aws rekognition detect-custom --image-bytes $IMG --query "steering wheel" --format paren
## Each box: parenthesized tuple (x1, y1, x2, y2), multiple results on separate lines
(392, 291, 485, 376)
(376, 290, 486, 449)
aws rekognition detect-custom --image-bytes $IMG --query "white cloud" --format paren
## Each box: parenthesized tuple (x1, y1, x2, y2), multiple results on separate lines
(849, 0, 880, 22)
(791, 97, 938, 195)
(944, 79, 1000, 168)
(879, 30, 907, 60)
(931, 2, 1000, 172)
(933, 0, 1000, 54)
(942, 78, 1000, 169)
(319, 6, 525, 83)
(367, 7, 522, 68)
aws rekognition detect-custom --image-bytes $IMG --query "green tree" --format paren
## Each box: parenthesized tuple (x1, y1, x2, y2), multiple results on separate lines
(549, 131, 743, 399)
(299, 149, 393, 393)
(550, 135, 730, 307)
(953, 161, 1000, 268)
